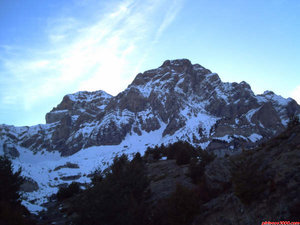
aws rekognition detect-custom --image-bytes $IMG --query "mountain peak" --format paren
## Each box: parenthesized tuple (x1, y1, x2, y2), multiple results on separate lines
(130, 59, 212, 92)
(45, 90, 112, 124)
(2, 58, 300, 156)
(66, 90, 112, 103)
(161, 58, 192, 67)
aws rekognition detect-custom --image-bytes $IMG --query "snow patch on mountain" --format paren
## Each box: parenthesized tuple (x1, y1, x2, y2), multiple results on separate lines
(67, 90, 112, 102)
(248, 133, 263, 142)
(245, 107, 261, 125)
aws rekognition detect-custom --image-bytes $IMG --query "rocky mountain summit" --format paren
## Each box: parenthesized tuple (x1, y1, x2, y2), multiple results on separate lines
(1, 59, 300, 157)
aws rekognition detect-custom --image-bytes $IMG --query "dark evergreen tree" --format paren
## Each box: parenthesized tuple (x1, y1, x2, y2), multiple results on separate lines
(0, 156, 23, 204)
(56, 182, 81, 201)
(73, 153, 149, 225)
(149, 184, 201, 225)
(0, 156, 36, 225)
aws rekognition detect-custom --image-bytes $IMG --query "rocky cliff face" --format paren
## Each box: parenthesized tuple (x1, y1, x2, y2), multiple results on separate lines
(1, 59, 299, 156)
(46, 90, 112, 124)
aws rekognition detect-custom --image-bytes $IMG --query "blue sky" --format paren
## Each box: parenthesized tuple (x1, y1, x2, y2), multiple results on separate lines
(1, 0, 300, 126)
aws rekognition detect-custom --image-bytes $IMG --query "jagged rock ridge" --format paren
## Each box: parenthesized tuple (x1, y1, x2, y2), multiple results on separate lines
(1, 59, 299, 156)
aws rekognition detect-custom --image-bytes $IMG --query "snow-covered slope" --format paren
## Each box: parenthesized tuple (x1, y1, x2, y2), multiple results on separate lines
(0, 124, 171, 213)
(1, 58, 299, 213)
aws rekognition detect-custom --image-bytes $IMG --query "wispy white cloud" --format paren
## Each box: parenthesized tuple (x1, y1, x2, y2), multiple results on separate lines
(154, 0, 185, 42)
(0, 0, 186, 112)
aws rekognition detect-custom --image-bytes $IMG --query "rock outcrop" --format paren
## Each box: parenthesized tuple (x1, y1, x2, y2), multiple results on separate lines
(193, 120, 300, 224)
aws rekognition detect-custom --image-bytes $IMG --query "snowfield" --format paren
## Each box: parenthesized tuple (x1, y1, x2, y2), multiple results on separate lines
(1, 124, 182, 214)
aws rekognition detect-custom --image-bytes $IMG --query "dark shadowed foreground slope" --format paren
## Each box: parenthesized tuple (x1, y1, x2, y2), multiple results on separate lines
(193, 119, 300, 225)
(42, 120, 300, 225)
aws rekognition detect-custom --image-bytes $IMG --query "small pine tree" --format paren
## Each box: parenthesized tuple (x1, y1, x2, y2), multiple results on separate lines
(149, 184, 201, 225)
(288, 115, 300, 128)
(176, 148, 191, 165)
(0, 156, 23, 205)
(189, 158, 205, 184)
(0, 156, 36, 225)
(56, 182, 81, 201)
(230, 153, 268, 205)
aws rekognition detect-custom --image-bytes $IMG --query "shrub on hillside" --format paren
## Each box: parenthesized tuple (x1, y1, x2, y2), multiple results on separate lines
(145, 141, 201, 165)
(90, 168, 103, 185)
(56, 182, 81, 201)
(165, 184, 201, 225)
(149, 184, 201, 225)
(230, 152, 268, 205)
(288, 115, 300, 128)
(144, 144, 167, 161)
(189, 158, 205, 184)
(165, 141, 198, 161)
(199, 149, 216, 165)
(175, 147, 192, 165)
(0, 201, 36, 225)
(188, 149, 215, 184)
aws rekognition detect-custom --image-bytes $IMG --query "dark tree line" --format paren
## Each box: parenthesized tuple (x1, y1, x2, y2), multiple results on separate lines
(0, 156, 36, 225)
(57, 142, 217, 225)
